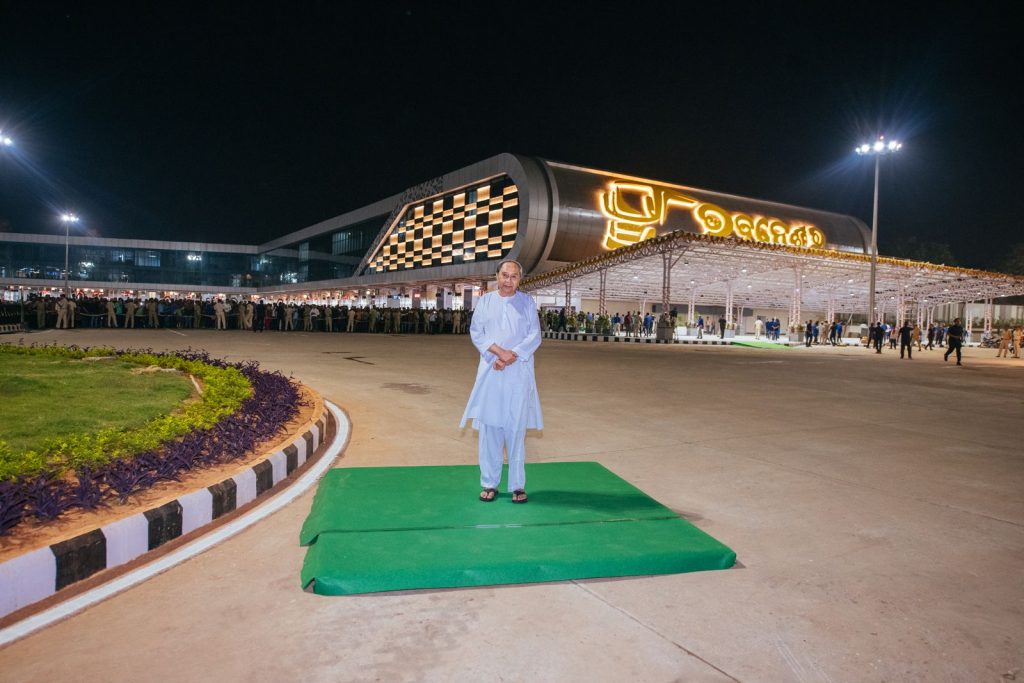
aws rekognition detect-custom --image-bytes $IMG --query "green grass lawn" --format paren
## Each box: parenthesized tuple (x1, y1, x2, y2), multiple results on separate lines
(0, 354, 194, 455)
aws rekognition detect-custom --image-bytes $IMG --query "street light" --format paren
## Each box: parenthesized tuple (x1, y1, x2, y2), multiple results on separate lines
(60, 213, 80, 295)
(0, 130, 12, 147)
(856, 136, 902, 323)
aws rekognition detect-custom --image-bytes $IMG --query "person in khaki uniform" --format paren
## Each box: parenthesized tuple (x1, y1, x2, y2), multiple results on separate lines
(33, 297, 46, 328)
(125, 298, 137, 328)
(996, 327, 1012, 358)
(146, 298, 158, 328)
(346, 306, 355, 332)
(1013, 326, 1022, 359)
(284, 303, 295, 330)
(55, 295, 68, 329)
(105, 298, 118, 327)
(214, 299, 227, 330)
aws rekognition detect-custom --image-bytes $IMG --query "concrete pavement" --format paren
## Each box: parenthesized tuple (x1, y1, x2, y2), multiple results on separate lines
(0, 328, 1021, 682)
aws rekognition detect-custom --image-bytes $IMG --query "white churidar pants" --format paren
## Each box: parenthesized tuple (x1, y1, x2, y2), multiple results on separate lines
(478, 423, 526, 492)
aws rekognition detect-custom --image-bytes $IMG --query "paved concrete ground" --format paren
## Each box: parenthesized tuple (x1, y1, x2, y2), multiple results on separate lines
(1, 328, 1021, 682)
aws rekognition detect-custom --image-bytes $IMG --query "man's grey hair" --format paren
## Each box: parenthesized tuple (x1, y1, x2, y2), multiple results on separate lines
(497, 259, 523, 276)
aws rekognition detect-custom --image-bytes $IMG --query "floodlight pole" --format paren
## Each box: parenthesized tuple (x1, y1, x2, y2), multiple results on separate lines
(857, 137, 900, 324)
(63, 219, 70, 294)
(868, 154, 880, 324)
(60, 213, 79, 297)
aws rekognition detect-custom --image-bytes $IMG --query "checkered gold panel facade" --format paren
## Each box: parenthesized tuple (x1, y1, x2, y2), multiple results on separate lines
(368, 176, 519, 273)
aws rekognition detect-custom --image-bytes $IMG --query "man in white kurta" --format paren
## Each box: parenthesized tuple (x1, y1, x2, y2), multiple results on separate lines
(460, 260, 543, 503)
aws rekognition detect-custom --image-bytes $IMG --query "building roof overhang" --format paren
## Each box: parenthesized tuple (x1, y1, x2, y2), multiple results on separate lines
(520, 231, 1024, 312)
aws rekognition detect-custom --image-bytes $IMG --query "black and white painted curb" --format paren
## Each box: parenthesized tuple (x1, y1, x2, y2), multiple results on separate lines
(0, 324, 25, 334)
(542, 331, 732, 345)
(0, 407, 329, 620)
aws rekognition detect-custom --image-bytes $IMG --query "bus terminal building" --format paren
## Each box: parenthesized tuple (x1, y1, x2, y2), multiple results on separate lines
(2, 154, 1023, 332)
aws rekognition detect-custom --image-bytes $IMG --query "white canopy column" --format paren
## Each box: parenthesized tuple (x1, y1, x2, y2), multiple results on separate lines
(790, 268, 802, 328)
(661, 252, 673, 316)
(725, 281, 734, 325)
(896, 286, 907, 328)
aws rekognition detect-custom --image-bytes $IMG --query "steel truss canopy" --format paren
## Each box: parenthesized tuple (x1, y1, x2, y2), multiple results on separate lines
(519, 231, 1024, 316)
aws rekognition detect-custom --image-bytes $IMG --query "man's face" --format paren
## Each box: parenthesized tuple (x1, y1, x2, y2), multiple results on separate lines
(496, 263, 521, 296)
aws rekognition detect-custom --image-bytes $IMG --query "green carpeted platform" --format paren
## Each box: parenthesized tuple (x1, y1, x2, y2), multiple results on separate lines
(300, 462, 736, 595)
(730, 340, 792, 349)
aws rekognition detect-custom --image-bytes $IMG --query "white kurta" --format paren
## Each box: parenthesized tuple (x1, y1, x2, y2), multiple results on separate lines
(459, 290, 543, 432)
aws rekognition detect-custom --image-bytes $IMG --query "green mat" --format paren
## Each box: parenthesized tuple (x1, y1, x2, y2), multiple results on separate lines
(300, 462, 736, 595)
(730, 340, 792, 349)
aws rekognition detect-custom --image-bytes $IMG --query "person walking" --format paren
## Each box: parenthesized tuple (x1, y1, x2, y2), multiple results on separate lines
(898, 321, 914, 359)
(871, 322, 884, 353)
(461, 260, 543, 505)
(944, 318, 965, 365)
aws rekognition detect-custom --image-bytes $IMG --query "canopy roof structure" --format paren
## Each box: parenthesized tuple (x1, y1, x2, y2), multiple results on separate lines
(520, 231, 1024, 321)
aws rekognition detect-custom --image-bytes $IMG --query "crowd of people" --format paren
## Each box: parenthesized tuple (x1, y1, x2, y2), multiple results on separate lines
(8, 294, 474, 334)
(992, 326, 1024, 358)
(6, 295, 1022, 365)
(542, 308, 679, 337)
(801, 320, 846, 346)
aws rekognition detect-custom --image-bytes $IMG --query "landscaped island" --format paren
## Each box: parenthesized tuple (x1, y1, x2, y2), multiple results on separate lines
(0, 344, 305, 534)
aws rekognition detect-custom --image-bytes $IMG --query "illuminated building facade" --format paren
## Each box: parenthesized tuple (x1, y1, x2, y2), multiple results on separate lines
(2, 154, 1022, 326)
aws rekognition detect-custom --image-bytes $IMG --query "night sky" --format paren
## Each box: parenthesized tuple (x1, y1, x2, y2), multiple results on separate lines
(1, 3, 1021, 269)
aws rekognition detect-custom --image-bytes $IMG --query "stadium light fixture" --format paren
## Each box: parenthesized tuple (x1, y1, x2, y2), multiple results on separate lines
(856, 136, 902, 323)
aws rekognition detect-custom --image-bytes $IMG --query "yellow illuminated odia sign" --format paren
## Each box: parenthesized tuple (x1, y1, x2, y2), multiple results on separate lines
(599, 180, 825, 250)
